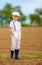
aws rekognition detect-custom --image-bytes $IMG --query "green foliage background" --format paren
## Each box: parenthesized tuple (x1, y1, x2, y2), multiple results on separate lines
(0, 4, 42, 27)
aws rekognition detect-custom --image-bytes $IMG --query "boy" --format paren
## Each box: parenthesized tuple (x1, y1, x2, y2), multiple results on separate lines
(9, 12, 21, 59)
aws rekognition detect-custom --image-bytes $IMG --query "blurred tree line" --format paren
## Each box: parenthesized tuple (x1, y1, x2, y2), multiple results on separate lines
(0, 3, 42, 27)
(0, 4, 26, 27)
(29, 8, 42, 26)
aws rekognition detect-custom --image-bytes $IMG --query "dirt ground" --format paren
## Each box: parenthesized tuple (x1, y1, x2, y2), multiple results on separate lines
(0, 27, 42, 65)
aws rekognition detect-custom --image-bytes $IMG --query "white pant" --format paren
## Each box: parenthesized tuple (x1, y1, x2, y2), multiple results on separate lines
(11, 35, 21, 51)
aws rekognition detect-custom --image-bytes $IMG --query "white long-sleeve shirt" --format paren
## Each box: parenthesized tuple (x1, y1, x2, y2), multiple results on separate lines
(9, 20, 22, 39)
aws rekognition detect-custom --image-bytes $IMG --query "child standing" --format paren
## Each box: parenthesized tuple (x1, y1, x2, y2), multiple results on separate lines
(9, 12, 22, 59)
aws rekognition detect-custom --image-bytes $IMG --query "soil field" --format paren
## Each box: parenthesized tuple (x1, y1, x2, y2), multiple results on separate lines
(0, 27, 42, 65)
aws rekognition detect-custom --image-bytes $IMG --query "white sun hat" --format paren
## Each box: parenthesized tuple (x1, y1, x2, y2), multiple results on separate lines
(12, 12, 20, 17)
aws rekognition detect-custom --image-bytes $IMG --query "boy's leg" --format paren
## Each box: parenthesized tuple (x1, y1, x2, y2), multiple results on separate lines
(10, 50, 14, 59)
(15, 39, 21, 59)
(15, 49, 19, 59)
(10, 36, 16, 59)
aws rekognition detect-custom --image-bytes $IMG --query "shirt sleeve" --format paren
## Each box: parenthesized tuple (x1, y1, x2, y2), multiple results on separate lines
(19, 22, 22, 29)
(9, 21, 13, 29)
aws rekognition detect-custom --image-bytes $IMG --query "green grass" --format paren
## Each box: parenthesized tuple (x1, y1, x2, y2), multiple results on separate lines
(0, 53, 28, 59)
(30, 53, 42, 59)
(0, 53, 42, 59)
(0, 54, 10, 59)
(20, 53, 28, 58)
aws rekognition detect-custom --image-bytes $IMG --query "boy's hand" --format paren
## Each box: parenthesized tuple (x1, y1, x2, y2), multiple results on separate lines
(11, 32, 14, 35)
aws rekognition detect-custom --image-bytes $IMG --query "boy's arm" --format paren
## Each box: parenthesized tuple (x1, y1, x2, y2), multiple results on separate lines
(19, 22, 22, 32)
(20, 27, 22, 32)
(9, 27, 14, 35)
(9, 21, 14, 35)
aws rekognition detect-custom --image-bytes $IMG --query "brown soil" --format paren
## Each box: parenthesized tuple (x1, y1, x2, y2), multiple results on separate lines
(0, 27, 42, 65)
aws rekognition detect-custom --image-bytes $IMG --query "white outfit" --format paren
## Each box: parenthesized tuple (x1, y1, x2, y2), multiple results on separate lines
(9, 20, 21, 51)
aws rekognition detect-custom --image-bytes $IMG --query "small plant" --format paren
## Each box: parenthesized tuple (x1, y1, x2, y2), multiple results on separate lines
(30, 53, 42, 59)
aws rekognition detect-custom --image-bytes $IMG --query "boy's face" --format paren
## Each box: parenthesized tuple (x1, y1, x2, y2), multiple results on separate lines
(12, 15, 19, 21)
